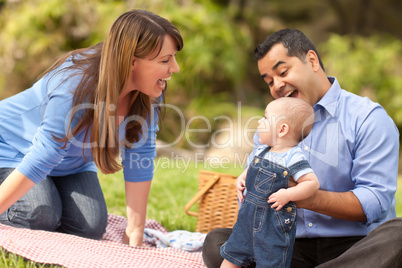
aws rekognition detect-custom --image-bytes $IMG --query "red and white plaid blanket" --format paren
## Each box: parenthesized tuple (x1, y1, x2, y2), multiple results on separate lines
(0, 214, 206, 268)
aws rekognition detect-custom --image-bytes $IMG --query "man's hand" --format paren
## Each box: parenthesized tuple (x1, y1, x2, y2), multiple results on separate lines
(236, 175, 246, 203)
(293, 191, 317, 210)
(287, 176, 318, 210)
(292, 189, 367, 222)
(236, 168, 248, 203)
(288, 177, 297, 187)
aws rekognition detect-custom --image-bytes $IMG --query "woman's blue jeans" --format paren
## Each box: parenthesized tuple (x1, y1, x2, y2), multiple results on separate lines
(0, 168, 108, 240)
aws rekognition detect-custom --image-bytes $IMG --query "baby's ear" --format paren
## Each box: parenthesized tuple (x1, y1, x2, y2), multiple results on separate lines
(278, 123, 289, 137)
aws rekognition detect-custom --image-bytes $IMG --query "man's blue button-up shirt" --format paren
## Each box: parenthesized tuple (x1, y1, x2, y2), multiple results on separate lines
(249, 77, 399, 237)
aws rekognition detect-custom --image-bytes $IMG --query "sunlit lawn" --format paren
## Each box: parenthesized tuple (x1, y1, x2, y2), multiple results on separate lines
(395, 177, 402, 218)
(99, 158, 245, 231)
(102, 161, 402, 231)
(0, 159, 244, 267)
(1, 160, 402, 266)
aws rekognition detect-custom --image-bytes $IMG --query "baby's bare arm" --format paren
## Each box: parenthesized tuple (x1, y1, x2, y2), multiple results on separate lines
(268, 173, 319, 210)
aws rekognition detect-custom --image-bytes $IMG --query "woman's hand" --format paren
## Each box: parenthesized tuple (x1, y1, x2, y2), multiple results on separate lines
(0, 170, 35, 215)
(123, 225, 144, 247)
(124, 180, 152, 247)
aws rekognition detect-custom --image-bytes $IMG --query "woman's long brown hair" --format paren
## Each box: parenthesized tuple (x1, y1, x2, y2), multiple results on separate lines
(41, 10, 183, 174)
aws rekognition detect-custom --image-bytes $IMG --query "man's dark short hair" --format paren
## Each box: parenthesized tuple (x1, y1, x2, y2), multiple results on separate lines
(254, 28, 325, 71)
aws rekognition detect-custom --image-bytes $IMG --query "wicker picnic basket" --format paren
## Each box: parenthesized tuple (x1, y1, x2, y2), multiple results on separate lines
(184, 170, 239, 233)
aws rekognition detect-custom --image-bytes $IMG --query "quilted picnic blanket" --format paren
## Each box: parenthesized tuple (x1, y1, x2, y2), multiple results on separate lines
(0, 214, 206, 268)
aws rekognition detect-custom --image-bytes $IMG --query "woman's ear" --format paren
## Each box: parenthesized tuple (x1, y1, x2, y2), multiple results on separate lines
(278, 123, 289, 138)
(131, 56, 136, 69)
(306, 50, 320, 72)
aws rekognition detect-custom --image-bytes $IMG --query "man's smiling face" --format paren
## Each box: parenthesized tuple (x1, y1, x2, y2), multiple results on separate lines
(257, 43, 323, 106)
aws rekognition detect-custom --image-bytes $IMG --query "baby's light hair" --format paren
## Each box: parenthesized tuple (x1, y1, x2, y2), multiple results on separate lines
(269, 97, 315, 141)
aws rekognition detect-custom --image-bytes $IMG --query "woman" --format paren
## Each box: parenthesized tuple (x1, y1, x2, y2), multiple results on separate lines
(0, 9, 183, 246)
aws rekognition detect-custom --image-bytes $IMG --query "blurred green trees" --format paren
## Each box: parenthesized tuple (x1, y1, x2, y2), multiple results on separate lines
(0, 0, 252, 100)
(0, 0, 127, 97)
(0, 0, 255, 147)
(1, 0, 402, 146)
(320, 34, 402, 126)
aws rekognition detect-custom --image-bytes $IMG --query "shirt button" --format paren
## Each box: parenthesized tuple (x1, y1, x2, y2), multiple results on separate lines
(255, 159, 259, 164)
(287, 207, 292, 212)
(308, 222, 313, 228)
(283, 171, 288, 176)
(304, 146, 309, 151)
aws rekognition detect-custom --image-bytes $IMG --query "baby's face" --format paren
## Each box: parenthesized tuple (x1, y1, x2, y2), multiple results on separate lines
(257, 103, 284, 146)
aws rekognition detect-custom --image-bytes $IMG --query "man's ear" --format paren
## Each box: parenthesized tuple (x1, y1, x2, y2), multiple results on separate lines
(278, 123, 289, 138)
(306, 50, 320, 72)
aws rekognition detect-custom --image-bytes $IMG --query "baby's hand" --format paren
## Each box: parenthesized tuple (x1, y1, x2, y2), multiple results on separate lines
(236, 176, 246, 203)
(268, 188, 290, 211)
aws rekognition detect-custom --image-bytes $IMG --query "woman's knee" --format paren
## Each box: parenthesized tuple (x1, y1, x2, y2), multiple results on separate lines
(51, 171, 108, 239)
(59, 209, 108, 240)
(82, 212, 108, 239)
(5, 204, 61, 231)
(1, 177, 62, 231)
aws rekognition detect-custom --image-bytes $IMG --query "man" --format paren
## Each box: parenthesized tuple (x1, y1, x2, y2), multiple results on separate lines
(202, 29, 402, 268)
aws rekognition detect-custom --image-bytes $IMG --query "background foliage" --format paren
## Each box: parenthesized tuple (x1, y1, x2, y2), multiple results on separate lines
(320, 34, 402, 125)
(0, 0, 402, 146)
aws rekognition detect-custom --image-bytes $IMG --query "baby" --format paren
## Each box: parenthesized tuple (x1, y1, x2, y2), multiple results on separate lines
(220, 97, 320, 268)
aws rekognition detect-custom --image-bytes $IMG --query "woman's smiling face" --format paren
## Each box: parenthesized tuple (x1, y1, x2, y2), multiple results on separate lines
(130, 34, 180, 98)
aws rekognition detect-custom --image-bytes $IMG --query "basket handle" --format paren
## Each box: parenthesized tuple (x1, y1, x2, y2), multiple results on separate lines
(184, 175, 221, 217)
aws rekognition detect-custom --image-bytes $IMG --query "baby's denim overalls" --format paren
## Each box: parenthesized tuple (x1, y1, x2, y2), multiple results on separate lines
(220, 147, 311, 268)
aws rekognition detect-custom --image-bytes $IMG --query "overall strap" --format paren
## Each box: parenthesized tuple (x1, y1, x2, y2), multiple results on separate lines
(288, 160, 311, 175)
(285, 146, 296, 166)
(257, 146, 271, 158)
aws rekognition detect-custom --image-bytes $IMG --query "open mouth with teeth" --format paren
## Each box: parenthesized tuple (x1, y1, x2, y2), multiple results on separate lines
(284, 90, 296, 97)
(157, 77, 171, 88)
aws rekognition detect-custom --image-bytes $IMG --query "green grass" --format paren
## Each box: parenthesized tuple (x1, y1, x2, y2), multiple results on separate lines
(99, 159, 244, 231)
(102, 161, 402, 231)
(1, 160, 402, 266)
(396, 177, 402, 217)
(0, 248, 61, 268)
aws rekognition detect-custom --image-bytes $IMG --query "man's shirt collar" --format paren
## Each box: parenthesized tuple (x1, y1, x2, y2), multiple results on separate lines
(314, 77, 341, 117)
